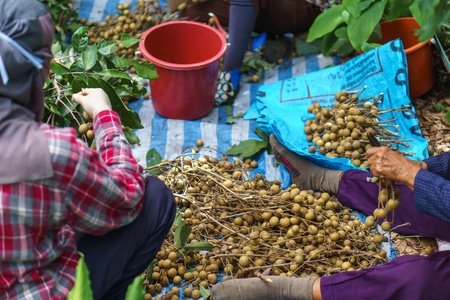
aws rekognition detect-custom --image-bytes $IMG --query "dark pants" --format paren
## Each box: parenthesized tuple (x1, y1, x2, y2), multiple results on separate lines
(321, 170, 450, 299)
(75, 177, 176, 300)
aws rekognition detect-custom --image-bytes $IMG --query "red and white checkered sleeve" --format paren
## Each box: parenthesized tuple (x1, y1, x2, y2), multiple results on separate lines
(65, 111, 145, 235)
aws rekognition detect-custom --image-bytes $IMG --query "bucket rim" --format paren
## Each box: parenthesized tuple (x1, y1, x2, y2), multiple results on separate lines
(378, 17, 432, 54)
(139, 20, 227, 70)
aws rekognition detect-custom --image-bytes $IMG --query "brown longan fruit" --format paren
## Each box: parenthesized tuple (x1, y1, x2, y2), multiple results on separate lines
(239, 255, 250, 267)
(78, 123, 89, 135)
(183, 272, 194, 281)
(86, 129, 95, 140)
(191, 289, 201, 299)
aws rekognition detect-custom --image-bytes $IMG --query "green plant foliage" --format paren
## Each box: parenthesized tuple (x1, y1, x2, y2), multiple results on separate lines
(307, 0, 449, 55)
(227, 128, 273, 158)
(43, 27, 151, 145)
(174, 220, 192, 249)
(67, 253, 93, 300)
(241, 54, 276, 77)
(225, 105, 244, 124)
(146, 148, 163, 169)
(124, 274, 145, 300)
(39, 0, 81, 43)
(306, 5, 344, 42)
(200, 285, 212, 299)
(119, 33, 142, 48)
(182, 242, 215, 251)
(226, 139, 268, 158)
(347, 1, 387, 51)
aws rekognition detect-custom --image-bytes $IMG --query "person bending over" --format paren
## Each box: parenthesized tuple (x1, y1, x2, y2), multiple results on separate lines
(212, 135, 450, 300)
(0, 1, 175, 299)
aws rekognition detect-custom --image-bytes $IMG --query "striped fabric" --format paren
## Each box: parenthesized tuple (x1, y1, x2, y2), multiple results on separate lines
(129, 54, 340, 188)
(72, 0, 330, 23)
(0, 111, 145, 300)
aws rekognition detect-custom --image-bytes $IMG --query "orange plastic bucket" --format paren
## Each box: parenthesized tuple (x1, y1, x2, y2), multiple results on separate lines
(378, 17, 434, 98)
(139, 21, 227, 120)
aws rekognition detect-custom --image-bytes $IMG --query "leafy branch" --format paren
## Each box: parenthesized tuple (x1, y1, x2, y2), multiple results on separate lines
(226, 128, 273, 159)
(44, 27, 157, 145)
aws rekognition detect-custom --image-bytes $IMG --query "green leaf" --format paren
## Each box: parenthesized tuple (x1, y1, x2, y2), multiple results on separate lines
(120, 33, 142, 48)
(88, 77, 143, 129)
(226, 139, 268, 158)
(416, 2, 450, 43)
(342, 0, 360, 10)
(360, 42, 381, 52)
(368, 23, 382, 43)
(347, 0, 377, 18)
(334, 27, 349, 39)
(51, 42, 62, 57)
(342, 10, 350, 23)
(51, 62, 70, 75)
(255, 128, 268, 141)
(124, 274, 145, 300)
(307, 5, 344, 42)
(71, 76, 87, 93)
(390, 0, 414, 20)
(174, 222, 192, 249)
(124, 130, 140, 145)
(70, 59, 85, 73)
(146, 148, 163, 168)
(434, 104, 448, 112)
(226, 116, 235, 124)
(183, 241, 215, 251)
(97, 69, 132, 80)
(330, 38, 356, 56)
(234, 112, 244, 119)
(71, 26, 89, 53)
(322, 31, 339, 55)
(410, 0, 439, 26)
(113, 57, 159, 80)
(146, 261, 158, 284)
(347, 0, 386, 51)
(82, 44, 98, 71)
(171, 211, 183, 230)
(97, 39, 118, 56)
(44, 99, 62, 116)
(445, 110, 450, 124)
(225, 105, 232, 116)
(67, 253, 93, 300)
(200, 285, 212, 299)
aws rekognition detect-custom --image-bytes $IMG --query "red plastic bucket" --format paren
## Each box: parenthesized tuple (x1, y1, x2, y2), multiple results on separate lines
(378, 18, 434, 98)
(139, 21, 227, 120)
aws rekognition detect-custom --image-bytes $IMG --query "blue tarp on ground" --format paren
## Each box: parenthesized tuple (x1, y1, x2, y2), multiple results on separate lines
(246, 40, 428, 172)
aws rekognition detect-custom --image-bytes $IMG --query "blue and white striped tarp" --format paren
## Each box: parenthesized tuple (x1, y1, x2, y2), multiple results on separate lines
(128, 54, 340, 188)
(73, 0, 168, 23)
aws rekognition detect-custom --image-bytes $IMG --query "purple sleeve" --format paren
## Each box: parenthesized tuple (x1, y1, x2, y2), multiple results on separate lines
(414, 168, 450, 223)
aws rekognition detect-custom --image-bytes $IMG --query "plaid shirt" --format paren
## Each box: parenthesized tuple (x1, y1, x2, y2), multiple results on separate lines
(0, 111, 145, 300)
(415, 153, 450, 222)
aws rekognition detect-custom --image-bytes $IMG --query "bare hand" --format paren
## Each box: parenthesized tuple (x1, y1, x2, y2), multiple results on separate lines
(366, 147, 426, 190)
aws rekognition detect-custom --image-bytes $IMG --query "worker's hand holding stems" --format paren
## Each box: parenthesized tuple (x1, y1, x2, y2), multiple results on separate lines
(366, 146, 427, 190)
(72, 88, 112, 119)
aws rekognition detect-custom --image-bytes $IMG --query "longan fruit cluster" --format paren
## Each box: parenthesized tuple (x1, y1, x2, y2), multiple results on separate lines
(304, 89, 382, 168)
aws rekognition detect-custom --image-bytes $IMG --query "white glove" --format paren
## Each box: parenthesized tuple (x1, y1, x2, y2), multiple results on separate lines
(72, 88, 112, 119)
